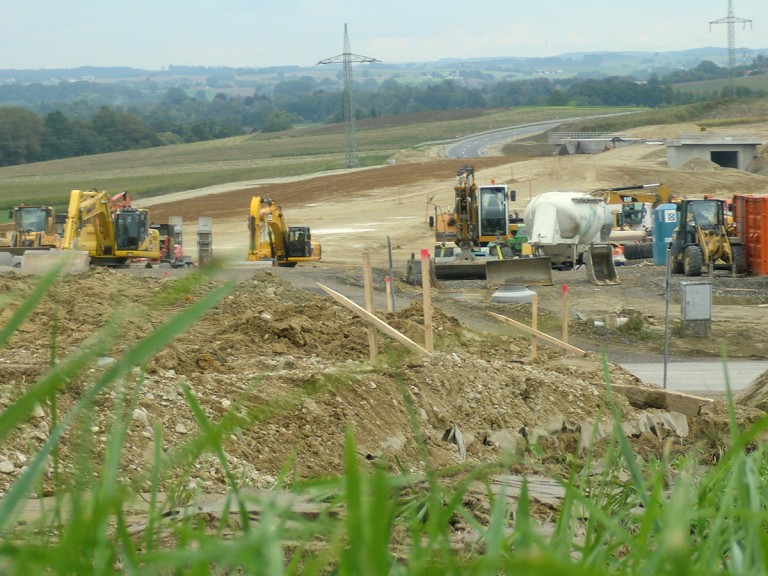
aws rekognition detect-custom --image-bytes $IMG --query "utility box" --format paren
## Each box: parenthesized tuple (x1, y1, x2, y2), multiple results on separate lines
(652, 203, 678, 266)
(680, 281, 711, 338)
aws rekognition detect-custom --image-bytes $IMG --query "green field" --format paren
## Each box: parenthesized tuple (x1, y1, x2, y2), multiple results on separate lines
(0, 106, 638, 216)
(673, 73, 768, 96)
(1, 98, 766, 220)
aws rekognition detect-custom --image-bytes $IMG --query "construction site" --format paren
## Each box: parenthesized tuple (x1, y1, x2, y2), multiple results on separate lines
(2, 118, 768, 546)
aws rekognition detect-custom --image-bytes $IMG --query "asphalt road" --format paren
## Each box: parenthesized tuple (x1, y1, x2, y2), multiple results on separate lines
(621, 360, 768, 397)
(445, 121, 563, 158)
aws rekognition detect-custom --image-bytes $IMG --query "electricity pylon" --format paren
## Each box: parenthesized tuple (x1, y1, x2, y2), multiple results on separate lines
(318, 24, 380, 169)
(710, 0, 752, 98)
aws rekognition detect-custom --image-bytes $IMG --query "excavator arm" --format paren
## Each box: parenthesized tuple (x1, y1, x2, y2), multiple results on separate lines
(62, 189, 116, 251)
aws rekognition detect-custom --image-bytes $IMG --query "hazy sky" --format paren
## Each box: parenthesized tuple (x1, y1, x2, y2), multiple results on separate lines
(1, 1, 765, 70)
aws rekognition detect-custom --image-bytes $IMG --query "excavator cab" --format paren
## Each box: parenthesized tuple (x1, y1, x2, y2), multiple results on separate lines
(478, 186, 509, 238)
(285, 226, 313, 258)
(115, 209, 145, 250)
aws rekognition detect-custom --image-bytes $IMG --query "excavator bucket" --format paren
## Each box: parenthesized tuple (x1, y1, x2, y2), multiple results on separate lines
(485, 257, 554, 287)
(584, 244, 620, 285)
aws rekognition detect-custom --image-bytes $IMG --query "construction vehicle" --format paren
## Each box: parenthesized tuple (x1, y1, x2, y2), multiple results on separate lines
(522, 190, 619, 285)
(247, 196, 320, 266)
(591, 183, 674, 259)
(0, 205, 62, 255)
(414, 165, 551, 285)
(61, 189, 161, 267)
(150, 216, 196, 268)
(670, 197, 745, 277)
(109, 190, 133, 211)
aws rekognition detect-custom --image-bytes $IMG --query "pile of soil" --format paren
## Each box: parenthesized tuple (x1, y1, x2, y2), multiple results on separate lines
(0, 267, 693, 496)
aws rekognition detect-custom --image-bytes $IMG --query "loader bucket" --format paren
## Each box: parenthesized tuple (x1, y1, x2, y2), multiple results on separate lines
(485, 257, 554, 287)
(584, 244, 619, 285)
(433, 256, 487, 280)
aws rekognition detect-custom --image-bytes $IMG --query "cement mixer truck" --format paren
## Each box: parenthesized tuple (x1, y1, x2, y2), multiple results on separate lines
(523, 191, 618, 285)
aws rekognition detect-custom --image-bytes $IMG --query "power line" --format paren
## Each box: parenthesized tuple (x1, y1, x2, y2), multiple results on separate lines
(318, 24, 380, 169)
(710, 0, 752, 97)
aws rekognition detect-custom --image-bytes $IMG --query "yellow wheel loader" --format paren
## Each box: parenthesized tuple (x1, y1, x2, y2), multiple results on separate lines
(670, 198, 745, 277)
(0, 205, 62, 256)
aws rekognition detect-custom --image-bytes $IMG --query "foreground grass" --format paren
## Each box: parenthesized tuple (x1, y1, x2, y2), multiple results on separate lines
(1, 268, 768, 574)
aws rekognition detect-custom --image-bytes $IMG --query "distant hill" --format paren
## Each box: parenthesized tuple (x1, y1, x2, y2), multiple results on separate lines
(0, 47, 766, 89)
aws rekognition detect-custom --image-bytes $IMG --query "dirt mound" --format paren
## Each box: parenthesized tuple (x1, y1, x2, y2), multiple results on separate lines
(0, 268, 669, 495)
(681, 157, 722, 171)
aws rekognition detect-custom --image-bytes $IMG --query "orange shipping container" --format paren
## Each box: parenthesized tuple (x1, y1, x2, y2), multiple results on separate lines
(733, 194, 768, 276)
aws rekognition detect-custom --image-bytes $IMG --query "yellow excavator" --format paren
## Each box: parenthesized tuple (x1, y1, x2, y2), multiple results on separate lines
(246, 196, 321, 266)
(61, 189, 161, 266)
(0, 205, 62, 255)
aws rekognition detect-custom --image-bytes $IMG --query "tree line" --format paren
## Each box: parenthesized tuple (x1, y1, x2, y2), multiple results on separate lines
(0, 57, 765, 167)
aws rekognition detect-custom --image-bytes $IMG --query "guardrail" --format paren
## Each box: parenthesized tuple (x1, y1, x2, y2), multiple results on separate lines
(548, 132, 609, 144)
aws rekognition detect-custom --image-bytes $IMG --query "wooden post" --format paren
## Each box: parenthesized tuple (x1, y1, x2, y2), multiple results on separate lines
(363, 253, 378, 362)
(385, 276, 393, 313)
(420, 249, 433, 353)
(531, 293, 538, 360)
(487, 312, 586, 356)
(561, 284, 569, 344)
(318, 284, 431, 357)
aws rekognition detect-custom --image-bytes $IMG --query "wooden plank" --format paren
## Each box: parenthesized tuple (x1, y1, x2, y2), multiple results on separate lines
(611, 383, 712, 416)
(488, 312, 587, 356)
(318, 283, 431, 357)
(362, 253, 378, 362)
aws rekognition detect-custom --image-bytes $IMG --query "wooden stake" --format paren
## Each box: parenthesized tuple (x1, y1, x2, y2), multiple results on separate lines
(385, 276, 393, 313)
(420, 248, 433, 353)
(487, 312, 587, 356)
(317, 283, 431, 357)
(362, 253, 378, 362)
(531, 293, 538, 360)
(561, 284, 569, 344)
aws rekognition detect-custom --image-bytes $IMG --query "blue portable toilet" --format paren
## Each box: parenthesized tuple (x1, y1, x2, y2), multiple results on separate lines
(652, 203, 678, 266)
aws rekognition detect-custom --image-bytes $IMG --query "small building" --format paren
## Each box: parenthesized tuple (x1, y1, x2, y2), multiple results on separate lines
(666, 135, 762, 171)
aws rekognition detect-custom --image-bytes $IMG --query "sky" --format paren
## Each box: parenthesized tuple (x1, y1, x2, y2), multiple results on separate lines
(1, 1, 765, 70)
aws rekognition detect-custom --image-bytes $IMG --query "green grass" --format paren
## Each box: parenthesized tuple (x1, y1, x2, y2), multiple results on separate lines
(673, 74, 768, 97)
(0, 106, 639, 216)
(4, 96, 768, 219)
(2, 270, 768, 573)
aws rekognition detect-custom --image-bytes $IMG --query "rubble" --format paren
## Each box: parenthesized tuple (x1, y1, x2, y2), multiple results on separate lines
(0, 267, 707, 495)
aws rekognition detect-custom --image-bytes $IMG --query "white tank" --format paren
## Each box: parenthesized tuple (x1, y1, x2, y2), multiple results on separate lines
(524, 190, 612, 247)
